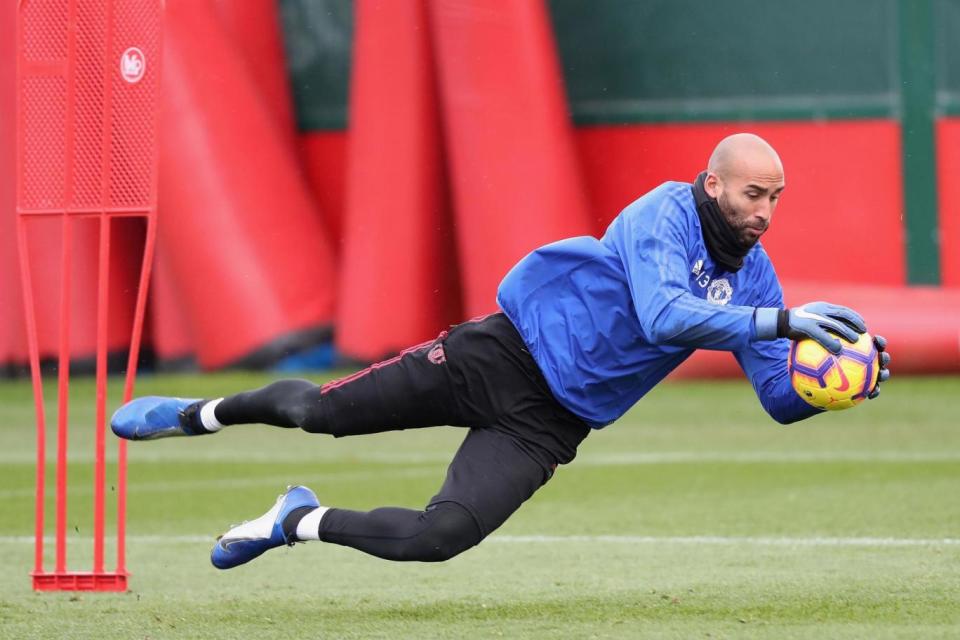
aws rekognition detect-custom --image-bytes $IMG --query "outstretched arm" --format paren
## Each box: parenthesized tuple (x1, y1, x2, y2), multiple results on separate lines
(605, 195, 871, 356)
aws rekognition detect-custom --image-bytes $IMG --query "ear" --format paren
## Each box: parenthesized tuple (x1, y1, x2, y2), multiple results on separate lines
(704, 172, 722, 199)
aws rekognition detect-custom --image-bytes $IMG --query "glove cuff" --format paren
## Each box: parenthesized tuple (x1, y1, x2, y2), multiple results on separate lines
(776, 308, 790, 339)
(754, 307, 781, 340)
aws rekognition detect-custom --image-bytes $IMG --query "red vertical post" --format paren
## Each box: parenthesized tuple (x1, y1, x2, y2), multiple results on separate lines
(0, 0, 18, 370)
(54, 215, 73, 574)
(60, 0, 79, 576)
(93, 0, 116, 578)
(93, 216, 111, 574)
(17, 219, 47, 577)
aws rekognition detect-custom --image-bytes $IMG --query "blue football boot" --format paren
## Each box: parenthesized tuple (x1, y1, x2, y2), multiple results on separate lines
(110, 396, 207, 440)
(211, 485, 321, 570)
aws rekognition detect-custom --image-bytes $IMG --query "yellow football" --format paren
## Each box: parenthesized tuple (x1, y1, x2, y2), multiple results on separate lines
(788, 332, 880, 410)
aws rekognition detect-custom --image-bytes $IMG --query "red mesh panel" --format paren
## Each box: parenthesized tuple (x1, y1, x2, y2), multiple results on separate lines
(109, 0, 161, 208)
(21, 0, 68, 61)
(21, 76, 67, 209)
(71, 0, 106, 208)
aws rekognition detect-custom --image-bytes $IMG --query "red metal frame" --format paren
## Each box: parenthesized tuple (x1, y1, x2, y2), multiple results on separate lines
(20, 211, 156, 592)
(16, 0, 162, 592)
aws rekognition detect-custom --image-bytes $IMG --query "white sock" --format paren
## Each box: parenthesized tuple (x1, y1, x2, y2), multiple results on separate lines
(295, 507, 329, 541)
(199, 398, 225, 432)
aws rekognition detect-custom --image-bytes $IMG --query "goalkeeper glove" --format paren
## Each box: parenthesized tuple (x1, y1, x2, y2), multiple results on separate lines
(755, 301, 866, 354)
(867, 335, 891, 399)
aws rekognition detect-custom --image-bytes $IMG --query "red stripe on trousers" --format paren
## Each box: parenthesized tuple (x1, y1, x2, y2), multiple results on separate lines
(320, 336, 437, 394)
(320, 313, 495, 394)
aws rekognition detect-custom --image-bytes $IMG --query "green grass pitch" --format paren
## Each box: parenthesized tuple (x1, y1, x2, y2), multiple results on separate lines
(0, 373, 958, 639)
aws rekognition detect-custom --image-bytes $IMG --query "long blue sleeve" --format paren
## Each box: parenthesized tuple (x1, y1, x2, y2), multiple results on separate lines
(603, 190, 758, 350)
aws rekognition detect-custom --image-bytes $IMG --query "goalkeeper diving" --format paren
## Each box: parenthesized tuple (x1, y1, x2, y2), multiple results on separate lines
(112, 133, 891, 569)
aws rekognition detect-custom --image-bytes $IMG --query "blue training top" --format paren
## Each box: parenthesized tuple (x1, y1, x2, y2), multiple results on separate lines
(496, 181, 819, 429)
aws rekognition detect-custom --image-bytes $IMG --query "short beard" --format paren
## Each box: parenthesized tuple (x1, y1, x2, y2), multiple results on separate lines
(718, 192, 761, 249)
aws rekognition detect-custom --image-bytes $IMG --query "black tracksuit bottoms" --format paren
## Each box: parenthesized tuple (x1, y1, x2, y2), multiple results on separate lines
(214, 313, 591, 562)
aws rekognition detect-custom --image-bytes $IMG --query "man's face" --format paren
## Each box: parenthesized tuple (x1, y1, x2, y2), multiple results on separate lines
(709, 172, 785, 248)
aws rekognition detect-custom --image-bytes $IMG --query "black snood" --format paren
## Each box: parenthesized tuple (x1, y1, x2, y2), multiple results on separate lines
(691, 171, 750, 273)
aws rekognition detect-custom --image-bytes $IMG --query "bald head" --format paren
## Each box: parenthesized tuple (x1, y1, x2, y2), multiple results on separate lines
(707, 133, 783, 181)
(703, 133, 786, 249)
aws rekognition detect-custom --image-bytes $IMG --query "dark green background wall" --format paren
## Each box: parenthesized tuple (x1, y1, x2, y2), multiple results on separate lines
(279, 0, 353, 130)
(279, 0, 959, 285)
(550, 0, 900, 123)
(281, 0, 960, 126)
(936, 0, 960, 115)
